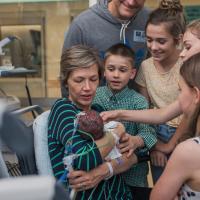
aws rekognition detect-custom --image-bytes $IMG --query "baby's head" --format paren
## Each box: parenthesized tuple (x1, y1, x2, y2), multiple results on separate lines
(78, 110, 104, 140)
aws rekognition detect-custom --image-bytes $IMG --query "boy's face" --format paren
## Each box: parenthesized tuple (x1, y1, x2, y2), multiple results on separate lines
(104, 55, 136, 92)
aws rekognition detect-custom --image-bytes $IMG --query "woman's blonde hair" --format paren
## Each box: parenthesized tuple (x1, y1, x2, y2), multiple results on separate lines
(187, 19, 200, 39)
(180, 53, 200, 138)
(180, 52, 200, 90)
(60, 45, 102, 84)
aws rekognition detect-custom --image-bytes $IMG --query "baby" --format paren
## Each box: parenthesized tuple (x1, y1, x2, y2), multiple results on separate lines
(77, 110, 124, 160)
(77, 110, 104, 140)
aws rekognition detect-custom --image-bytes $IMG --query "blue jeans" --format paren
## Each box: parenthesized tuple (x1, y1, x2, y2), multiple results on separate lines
(151, 153, 172, 184)
(156, 124, 176, 143)
(151, 124, 176, 183)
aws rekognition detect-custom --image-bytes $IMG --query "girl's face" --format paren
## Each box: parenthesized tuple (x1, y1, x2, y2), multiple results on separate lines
(67, 64, 99, 111)
(180, 29, 200, 62)
(146, 23, 178, 62)
(178, 76, 197, 115)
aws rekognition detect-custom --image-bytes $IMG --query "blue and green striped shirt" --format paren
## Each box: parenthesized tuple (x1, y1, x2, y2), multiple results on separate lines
(48, 98, 132, 199)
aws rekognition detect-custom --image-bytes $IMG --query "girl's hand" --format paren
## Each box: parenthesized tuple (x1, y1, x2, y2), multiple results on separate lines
(150, 150, 167, 167)
(100, 110, 121, 122)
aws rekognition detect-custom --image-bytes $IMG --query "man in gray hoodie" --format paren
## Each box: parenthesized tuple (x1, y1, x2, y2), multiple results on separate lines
(62, 0, 148, 94)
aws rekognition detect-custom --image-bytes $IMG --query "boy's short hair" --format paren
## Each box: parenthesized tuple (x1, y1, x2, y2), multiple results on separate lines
(104, 43, 135, 67)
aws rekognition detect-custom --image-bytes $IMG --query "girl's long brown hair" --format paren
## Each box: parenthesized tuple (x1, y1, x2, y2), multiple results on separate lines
(180, 53, 200, 138)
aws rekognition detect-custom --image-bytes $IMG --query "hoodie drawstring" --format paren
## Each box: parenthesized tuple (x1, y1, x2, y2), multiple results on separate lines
(120, 21, 131, 44)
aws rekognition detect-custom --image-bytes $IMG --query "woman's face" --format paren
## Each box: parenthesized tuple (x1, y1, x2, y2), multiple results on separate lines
(146, 23, 178, 62)
(180, 29, 200, 62)
(67, 64, 99, 111)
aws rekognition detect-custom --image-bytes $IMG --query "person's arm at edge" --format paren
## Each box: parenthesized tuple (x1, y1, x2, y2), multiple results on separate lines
(150, 140, 197, 200)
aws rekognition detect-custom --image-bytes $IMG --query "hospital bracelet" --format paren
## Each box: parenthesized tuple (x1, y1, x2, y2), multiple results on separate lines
(104, 162, 113, 180)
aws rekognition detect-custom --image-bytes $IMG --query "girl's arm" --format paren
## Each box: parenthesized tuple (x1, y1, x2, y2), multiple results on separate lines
(101, 100, 182, 124)
(150, 140, 200, 200)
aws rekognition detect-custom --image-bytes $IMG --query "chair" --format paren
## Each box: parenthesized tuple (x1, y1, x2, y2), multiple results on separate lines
(0, 105, 68, 199)
(0, 105, 43, 176)
(2, 105, 53, 176)
(0, 151, 9, 178)
(32, 110, 53, 175)
(11, 105, 44, 175)
(0, 176, 69, 200)
(12, 106, 54, 175)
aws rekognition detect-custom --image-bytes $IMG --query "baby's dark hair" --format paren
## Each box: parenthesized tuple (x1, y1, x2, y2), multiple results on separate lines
(146, 0, 186, 43)
(78, 110, 104, 140)
(104, 43, 135, 68)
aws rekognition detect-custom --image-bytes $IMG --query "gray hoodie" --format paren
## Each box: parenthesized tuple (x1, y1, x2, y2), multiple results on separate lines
(63, 0, 150, 67)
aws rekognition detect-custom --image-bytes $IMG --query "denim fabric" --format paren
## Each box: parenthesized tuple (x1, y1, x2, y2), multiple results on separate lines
(151, 164, 165, 184)
(151, 124, 176, 183)
(151, 153, 171, 184)
(157, 124, 176, 143)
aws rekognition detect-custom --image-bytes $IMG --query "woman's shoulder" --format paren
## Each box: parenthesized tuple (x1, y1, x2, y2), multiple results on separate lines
(175, 138, 200, 153)
(51, 98, 77, 113)
(172, 138, 200, 164)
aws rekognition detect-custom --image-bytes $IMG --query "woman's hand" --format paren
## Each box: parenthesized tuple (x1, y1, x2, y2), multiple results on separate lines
(68, 163, 109, 191)
(68, 170, 100, 191)
(150, 150, 167, 167)
(100, 110, 121, 122)
(118, 134, 144, 157)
